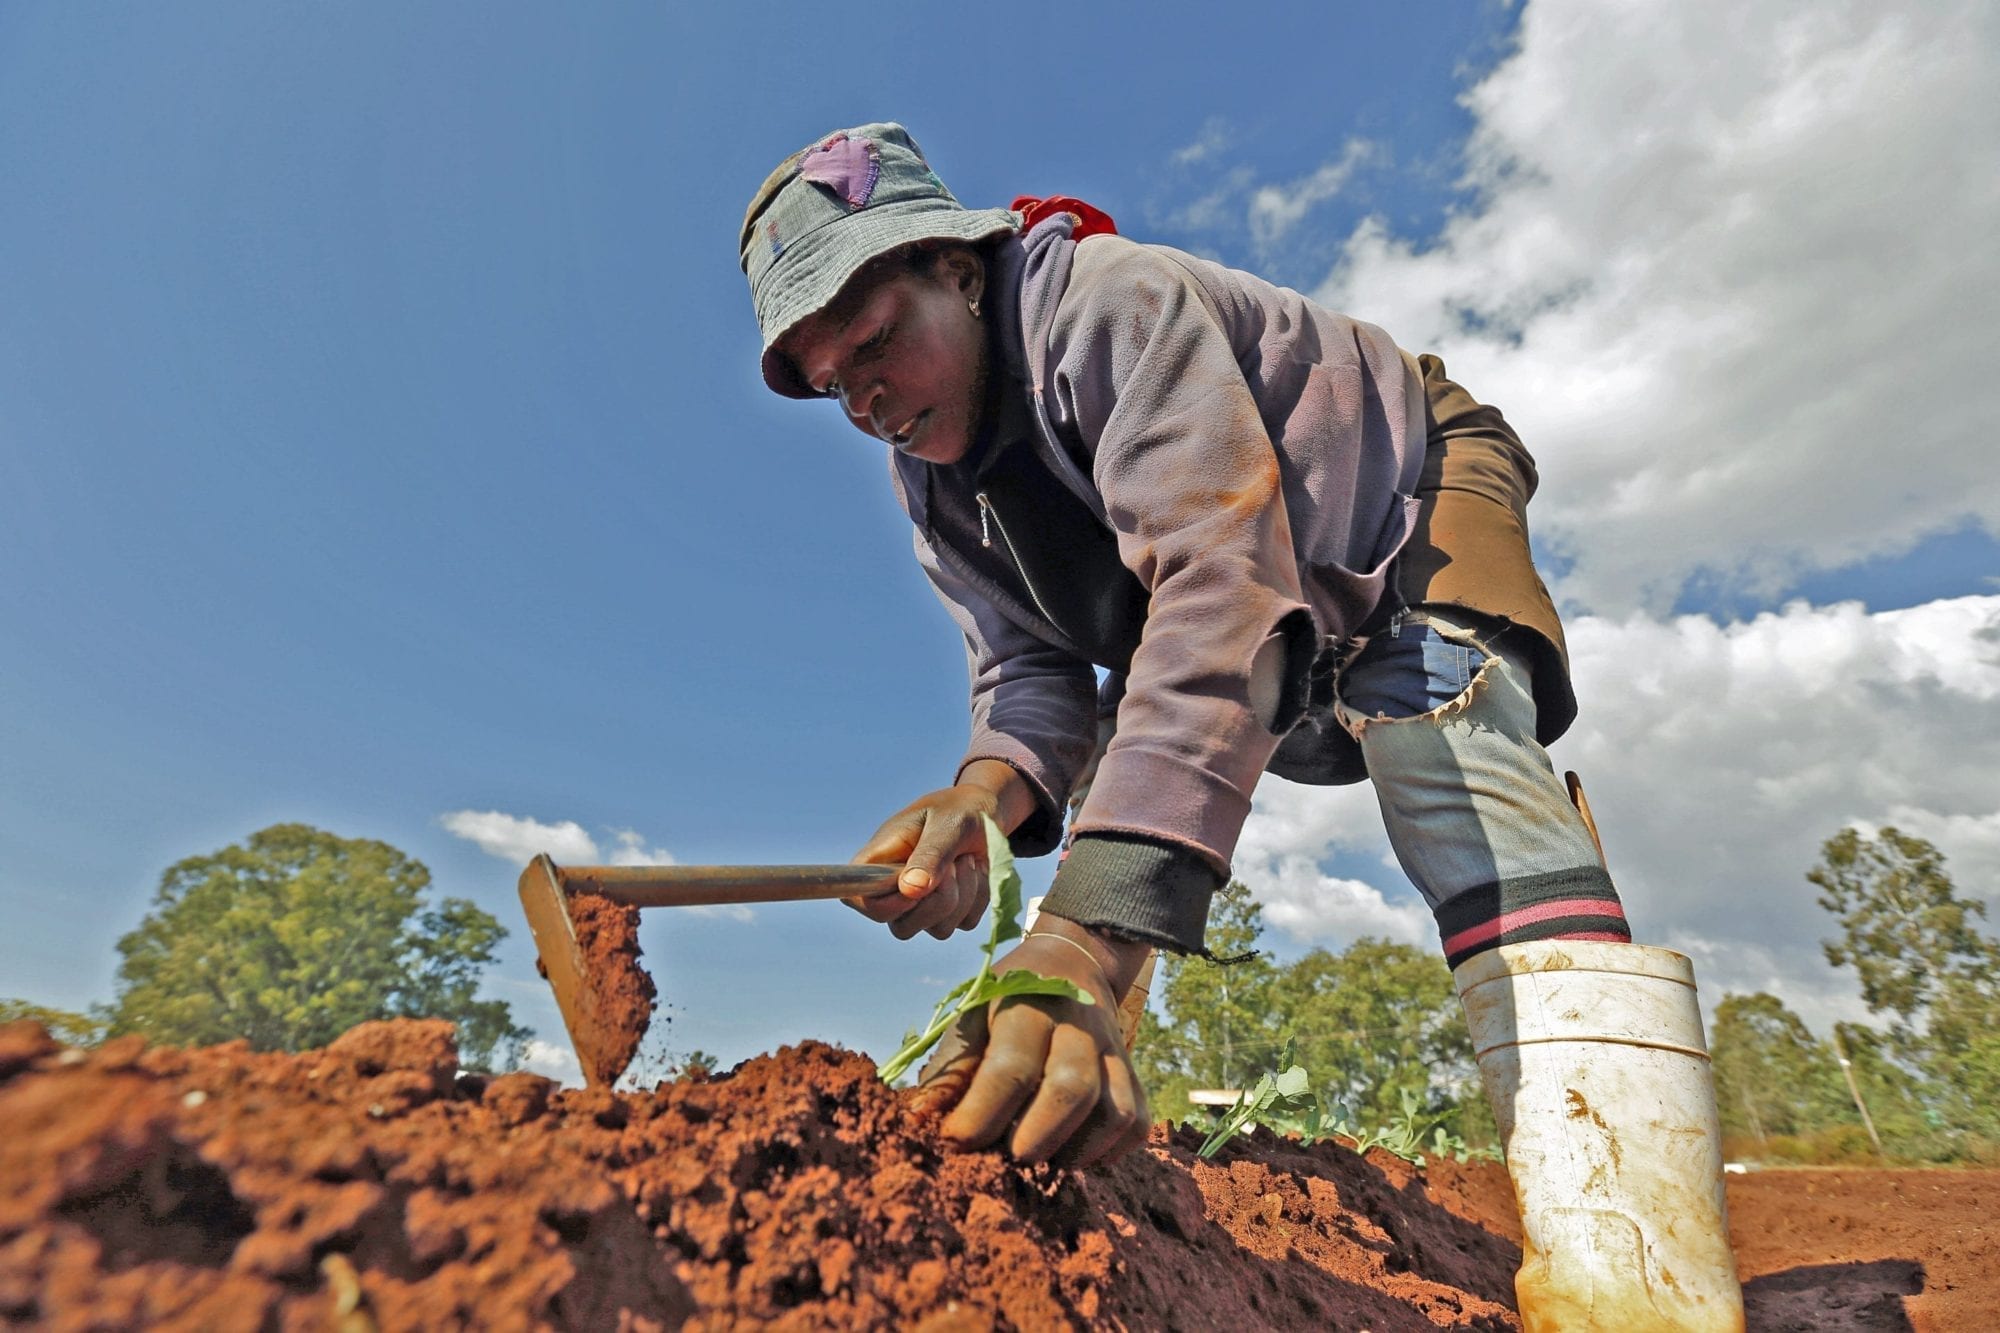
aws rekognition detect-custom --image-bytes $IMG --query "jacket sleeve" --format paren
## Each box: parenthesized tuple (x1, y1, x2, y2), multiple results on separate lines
(1038, 238, 1318, 879)
(910, 525, 1099, 857)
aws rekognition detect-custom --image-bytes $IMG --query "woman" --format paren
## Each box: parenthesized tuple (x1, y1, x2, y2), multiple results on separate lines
(741, 123, 1742, 1329)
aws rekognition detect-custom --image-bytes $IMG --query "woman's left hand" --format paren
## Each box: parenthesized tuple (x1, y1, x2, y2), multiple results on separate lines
(912, 916, 1152, 1167)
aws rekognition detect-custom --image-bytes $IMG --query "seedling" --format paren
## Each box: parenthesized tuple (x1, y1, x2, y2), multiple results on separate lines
(1324, 1087, 1502, 1166)
(1194, 1043, 1501, 1167)
(876, 816, 1093, 1083)
(1197, 1037, 1321, 1159)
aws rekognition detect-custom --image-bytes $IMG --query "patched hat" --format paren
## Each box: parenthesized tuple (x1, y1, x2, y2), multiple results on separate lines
(741, 122, 1019, 398)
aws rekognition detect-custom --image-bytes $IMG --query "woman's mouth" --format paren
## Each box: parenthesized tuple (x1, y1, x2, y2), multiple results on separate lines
(888, 410, 929, 450)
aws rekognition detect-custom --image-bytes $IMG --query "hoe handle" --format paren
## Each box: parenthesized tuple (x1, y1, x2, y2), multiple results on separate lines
(558, 863, 903, 908)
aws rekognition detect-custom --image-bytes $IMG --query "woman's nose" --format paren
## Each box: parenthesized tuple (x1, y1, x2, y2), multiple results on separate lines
(840, 375, 879, 425)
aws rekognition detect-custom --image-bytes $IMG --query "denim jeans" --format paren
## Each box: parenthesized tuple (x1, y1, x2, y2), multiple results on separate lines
(1062, 606, 1617, 960)
(1332, 607, 1608, 925)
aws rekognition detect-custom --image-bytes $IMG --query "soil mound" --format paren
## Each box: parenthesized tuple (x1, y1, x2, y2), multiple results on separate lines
(7, 1018, 1990, 1329)
(1, 1018, 1520, 1330)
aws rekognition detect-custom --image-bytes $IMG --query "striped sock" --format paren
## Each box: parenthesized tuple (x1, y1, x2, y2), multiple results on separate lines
(1436, 866, 1630, 971)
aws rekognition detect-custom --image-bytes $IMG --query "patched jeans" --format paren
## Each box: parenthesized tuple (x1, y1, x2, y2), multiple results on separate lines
(1334, 606, 1625, 967)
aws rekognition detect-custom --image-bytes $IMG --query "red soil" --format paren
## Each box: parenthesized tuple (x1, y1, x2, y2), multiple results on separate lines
(1, 1018, 1991, 1330)
(1727, 1168, 2000, 1333)
(564, 891, 655, 1087)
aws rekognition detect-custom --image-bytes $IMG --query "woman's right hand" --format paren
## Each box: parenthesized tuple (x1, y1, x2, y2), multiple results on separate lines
(849, 785, 1003, 940)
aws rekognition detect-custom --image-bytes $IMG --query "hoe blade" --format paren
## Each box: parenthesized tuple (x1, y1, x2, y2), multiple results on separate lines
(516, 853, 618, 1088)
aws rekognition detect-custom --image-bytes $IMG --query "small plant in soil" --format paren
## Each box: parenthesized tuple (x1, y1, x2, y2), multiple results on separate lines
(1324, 1087, 1501, 1166)
(1196, 1040, 1500, 1166)
(1196, 1037, 1322, 1158)
(876, 816, 1093, 1083)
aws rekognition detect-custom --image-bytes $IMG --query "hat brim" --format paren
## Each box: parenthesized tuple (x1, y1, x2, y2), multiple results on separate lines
(756, 203, 1020, 399)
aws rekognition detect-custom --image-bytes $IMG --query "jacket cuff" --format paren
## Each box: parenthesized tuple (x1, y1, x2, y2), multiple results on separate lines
(1070, 744, 1255, 870)
(1039, 833, 1224, 955)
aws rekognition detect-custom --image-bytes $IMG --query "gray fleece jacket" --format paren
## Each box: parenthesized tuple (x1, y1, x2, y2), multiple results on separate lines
(887, 214, 1428, 952)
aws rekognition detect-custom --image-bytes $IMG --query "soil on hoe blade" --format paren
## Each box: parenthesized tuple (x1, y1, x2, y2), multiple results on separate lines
(3, 1018, 1994, 1330)
(562, 890, 655, 1088)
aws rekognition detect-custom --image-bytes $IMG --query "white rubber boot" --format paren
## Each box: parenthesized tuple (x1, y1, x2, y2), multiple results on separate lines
(1455, 940, 1745, 1332)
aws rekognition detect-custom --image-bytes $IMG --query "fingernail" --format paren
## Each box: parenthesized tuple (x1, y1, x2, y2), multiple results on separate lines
(901, 868, 932, 893)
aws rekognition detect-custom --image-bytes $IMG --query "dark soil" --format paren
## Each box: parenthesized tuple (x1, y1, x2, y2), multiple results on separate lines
(1, 1018, 1990, 1330)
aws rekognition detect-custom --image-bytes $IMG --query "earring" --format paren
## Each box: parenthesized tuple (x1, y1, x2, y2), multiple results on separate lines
(968, 298, 981, 318)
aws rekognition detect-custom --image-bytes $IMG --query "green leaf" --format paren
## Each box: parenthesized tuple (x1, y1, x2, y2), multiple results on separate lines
(984, 816, 1024, 951)
(968, 970, 1095, 1006)
(1272, 1063, 1312, 1101)
(876, 817, 1087, 1086)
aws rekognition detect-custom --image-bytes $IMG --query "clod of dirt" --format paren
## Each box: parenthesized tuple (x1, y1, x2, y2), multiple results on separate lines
(566, 890, 656, 1086)
(323, 1018, 458, 1088)
(0, 1021, 58, 1080)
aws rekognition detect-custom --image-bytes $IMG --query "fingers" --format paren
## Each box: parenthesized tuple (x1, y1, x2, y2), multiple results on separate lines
(1008, 1022, 1104, 1165)
(851, 795, 992, 938)
(885, 852, 987, 940)
(956, 864, 989, 933)
(1059, 1051, 1148, 1169)
(886, 854, 968, 939)
(936, 993, 1142, 1165)
(910, 1005, 989, 1118)
(939, 1000, 1055, 1151)
(931, 854, 985, 940)
(899, 813, 983, 900)
(851, 809, 924, 869)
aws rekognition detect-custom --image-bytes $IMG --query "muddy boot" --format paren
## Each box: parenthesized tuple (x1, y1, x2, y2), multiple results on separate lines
(1455, 939, 1745, 1332)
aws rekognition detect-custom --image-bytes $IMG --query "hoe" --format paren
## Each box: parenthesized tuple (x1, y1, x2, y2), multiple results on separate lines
(518, 855, 1155, 1087)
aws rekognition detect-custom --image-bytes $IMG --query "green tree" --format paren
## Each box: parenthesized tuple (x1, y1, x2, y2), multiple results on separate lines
(1132, 883, 1486, 1143)
(1708, 992, 1853, 1143)
(1270, 938, 1474, 1130)
(1808, 825, 2000, 1154)
(105, 823, 528, 1069)
(1810, 826, 1998, 1059)
(1131, 881, 1281, 1120)
(0, 998, 103, 1047)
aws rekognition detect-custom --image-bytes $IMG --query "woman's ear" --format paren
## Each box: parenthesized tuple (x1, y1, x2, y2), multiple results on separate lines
(938, 245, 986, 312)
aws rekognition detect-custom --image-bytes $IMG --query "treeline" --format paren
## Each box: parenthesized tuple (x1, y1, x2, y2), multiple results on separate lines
(1136, 825, 2000, 1167)
(1712, 827, 2000, 1164)
(1130, 883, 1497, 1149)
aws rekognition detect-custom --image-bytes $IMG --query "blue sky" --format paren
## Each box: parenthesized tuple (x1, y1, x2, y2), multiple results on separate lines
(6, 2, 1996, 1079)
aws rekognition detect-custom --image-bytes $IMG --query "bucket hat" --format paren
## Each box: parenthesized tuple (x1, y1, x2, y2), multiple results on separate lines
(740, 122, 1019, 398)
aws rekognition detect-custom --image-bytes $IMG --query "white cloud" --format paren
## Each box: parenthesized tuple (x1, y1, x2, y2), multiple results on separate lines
(1250, 855, 1435, 951)
(1558, 595, 2000, 1026)
(1231, 764, 1442, 952)
(519, 1038, 582, 1087)
(438, 810, 754, 923)
(604, 828, 678, 868)
(1171, 117, 1233, 167)
(1312, 0, 2000, 614)
(1162, 164, 1256, 237)
(438, 809, 598, 865)
(1238, 595, 2000, 1033)
(1248, 138, 1374, 251)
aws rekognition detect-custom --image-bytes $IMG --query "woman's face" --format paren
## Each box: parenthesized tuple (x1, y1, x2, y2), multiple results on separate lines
(780, 249, 988, 466)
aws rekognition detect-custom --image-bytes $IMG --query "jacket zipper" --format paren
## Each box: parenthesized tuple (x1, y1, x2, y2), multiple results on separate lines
(976, 490, 1068, 637)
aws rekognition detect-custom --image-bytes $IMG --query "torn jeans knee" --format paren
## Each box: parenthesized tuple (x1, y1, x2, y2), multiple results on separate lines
(1332, 607, 1503, 742)
(1338, 606, 1610, 924)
